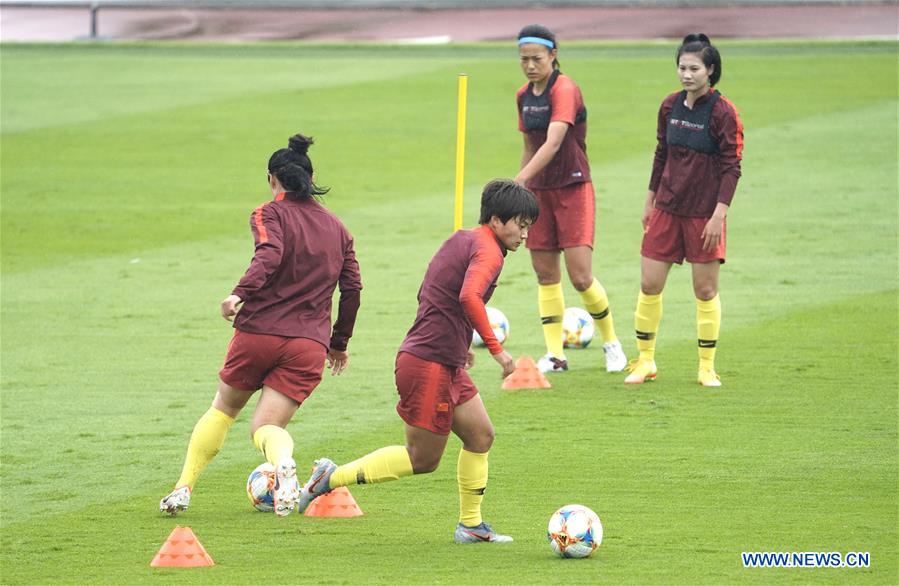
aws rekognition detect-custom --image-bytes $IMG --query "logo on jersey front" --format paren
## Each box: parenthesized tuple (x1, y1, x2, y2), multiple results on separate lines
(670, 118, 706, 132)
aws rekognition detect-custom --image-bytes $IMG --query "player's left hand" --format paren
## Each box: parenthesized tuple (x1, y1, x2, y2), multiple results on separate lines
(701, 215, 725, 252)
(464, 349, 476, 370)
(221, 294, 243, 321)
(327, 348, 349, 376)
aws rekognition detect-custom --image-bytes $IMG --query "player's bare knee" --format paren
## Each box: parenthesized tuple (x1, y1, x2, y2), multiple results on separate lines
(694, 285, 717, 300)
(464, 428, 495, 453)
(411, 454, 441, 474)
(641, 280, 664, 296)
(536, 274, 561, 286)
(570, 275, 593, 292)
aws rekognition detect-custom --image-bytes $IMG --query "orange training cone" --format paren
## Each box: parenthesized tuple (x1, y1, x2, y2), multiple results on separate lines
(150, 526, 214, 567)
(304, 486, 363, 518)
(501, 355, 552, 390)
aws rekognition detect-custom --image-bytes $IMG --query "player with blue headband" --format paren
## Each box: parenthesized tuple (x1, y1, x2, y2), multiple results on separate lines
(515, 24, 628, 377)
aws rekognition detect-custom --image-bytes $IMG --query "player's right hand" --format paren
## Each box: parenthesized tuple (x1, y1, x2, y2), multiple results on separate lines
(642, 204, 655, 232)
(492, 350, 515, 379)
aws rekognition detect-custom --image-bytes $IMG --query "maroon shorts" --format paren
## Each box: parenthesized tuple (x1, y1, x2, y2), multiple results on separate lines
(219, 329, 326, 404)
(526, 182, 596, 251)
(394, 352, 479, 436)
(641, 208, 726, 264)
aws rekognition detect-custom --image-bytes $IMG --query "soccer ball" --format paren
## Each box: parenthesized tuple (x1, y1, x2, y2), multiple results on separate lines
(246, 462, 276, 512)
(562, 307, 595, 349)
(471, 306, 510, 347)
(547, 504, 603, 558)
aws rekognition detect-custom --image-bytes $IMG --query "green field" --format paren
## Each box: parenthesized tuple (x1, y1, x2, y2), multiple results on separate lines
(1, 41, 896, 584)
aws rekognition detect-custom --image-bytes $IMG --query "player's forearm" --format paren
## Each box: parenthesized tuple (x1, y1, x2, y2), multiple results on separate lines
(330, 289, 361, 351)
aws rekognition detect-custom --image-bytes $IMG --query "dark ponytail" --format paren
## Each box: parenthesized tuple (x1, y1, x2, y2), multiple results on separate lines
(517, 24, 560, 70)
(267, 133, 330, 200)
(676, 32, 722, 87)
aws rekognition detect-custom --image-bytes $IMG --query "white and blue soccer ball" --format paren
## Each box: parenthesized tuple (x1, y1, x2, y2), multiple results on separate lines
(562, 307, 595, 349)
(246, 462, 276, 512)
(471, 306, 510, 347)
(547, 504, 603, 558)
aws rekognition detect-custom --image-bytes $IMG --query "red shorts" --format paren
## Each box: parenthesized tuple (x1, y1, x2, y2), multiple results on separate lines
(219, 329, 326, 404)
(394, 352, 479, 436)
(641, 208, 726, 264)
(525, 182, 595, 251)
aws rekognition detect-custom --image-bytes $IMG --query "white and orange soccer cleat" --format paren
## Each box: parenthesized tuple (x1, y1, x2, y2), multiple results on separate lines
(453, 522, 513, 543)
(624, 359, 657, 384)
(698, 369, 722, 387)
(296, 457, 336, 514)
(273, 457, 300, 517)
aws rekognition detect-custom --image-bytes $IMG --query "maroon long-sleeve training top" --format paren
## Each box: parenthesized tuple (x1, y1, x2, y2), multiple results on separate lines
(231, 192, 362, 351)
(399, 225, 507, 369)
(649, 89, 744, 218)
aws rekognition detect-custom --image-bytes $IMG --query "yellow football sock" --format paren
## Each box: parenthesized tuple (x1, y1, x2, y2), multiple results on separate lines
(457, 449, 488, 527)
(175, 407, 235, 489)
(329, 446, 413, 488)
(696, 295, 721, 371)
(538, 283, 566, 357)
(635, 291, 663, 362)
(579, 278, 618, 344)
(252, 424, 294, 465)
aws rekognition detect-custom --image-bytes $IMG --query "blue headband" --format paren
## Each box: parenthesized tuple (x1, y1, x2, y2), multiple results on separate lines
(518, 36, 555, 49)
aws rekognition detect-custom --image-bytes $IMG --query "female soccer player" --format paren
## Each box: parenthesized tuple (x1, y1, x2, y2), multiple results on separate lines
(624, 34, 744, 387)
(297, 180, 538, 543)
(159, 134, 362, 516)
(515, 24, 627, 375)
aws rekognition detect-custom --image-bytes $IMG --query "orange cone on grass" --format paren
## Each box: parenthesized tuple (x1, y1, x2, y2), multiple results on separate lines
(501, 355, 551, 390)
(150, 526, 214, 567)
(304, 486, 363, 518)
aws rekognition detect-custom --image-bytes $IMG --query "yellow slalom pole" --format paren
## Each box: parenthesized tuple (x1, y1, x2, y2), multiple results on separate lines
(453, 74, 468, 232)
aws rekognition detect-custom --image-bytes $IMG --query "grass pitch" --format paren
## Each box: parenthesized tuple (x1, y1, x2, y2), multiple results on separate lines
(1, 41, 896, 584)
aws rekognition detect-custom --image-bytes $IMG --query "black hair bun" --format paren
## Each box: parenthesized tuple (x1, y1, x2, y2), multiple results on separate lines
(683, 33, 711, 45)
(288, 134, 314, 156)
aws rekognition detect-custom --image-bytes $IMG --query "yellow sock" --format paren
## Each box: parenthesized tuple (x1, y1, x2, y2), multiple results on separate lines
(329, 446, 413, 488)
(175, 407, 235, 489)
(252, 424, 294, 465)
(538, 283, 566, 357)
(696, 295, 721, 371)
(579, 278, 618, 344)
(635, 291, 663, 362)
(457, 449, 488, 527)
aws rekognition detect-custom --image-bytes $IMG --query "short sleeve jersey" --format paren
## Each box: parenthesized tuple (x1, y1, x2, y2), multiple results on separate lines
(399, 225, 507, 368)
(517, 70, 591, 190)
(231, 194, 362, 349)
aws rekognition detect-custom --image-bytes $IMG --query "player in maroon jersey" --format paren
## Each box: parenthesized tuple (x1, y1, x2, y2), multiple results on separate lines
(297, 180, 538, 543)
(160, 134, 362, 517)
(515, 24, 627, 376)
(625, 34, 744, 387)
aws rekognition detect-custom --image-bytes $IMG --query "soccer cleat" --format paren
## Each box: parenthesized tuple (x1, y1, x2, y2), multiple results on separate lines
(453, 522, 513, 543)
(602, 340, 628, 373)
(273, 457, 300, 517)
(159, 485, 191, 516)
(296, 457, 337, 514)
(698, 369, 722, 387)
(624, 358, 657, 384)
(536, 353, 568, 374)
